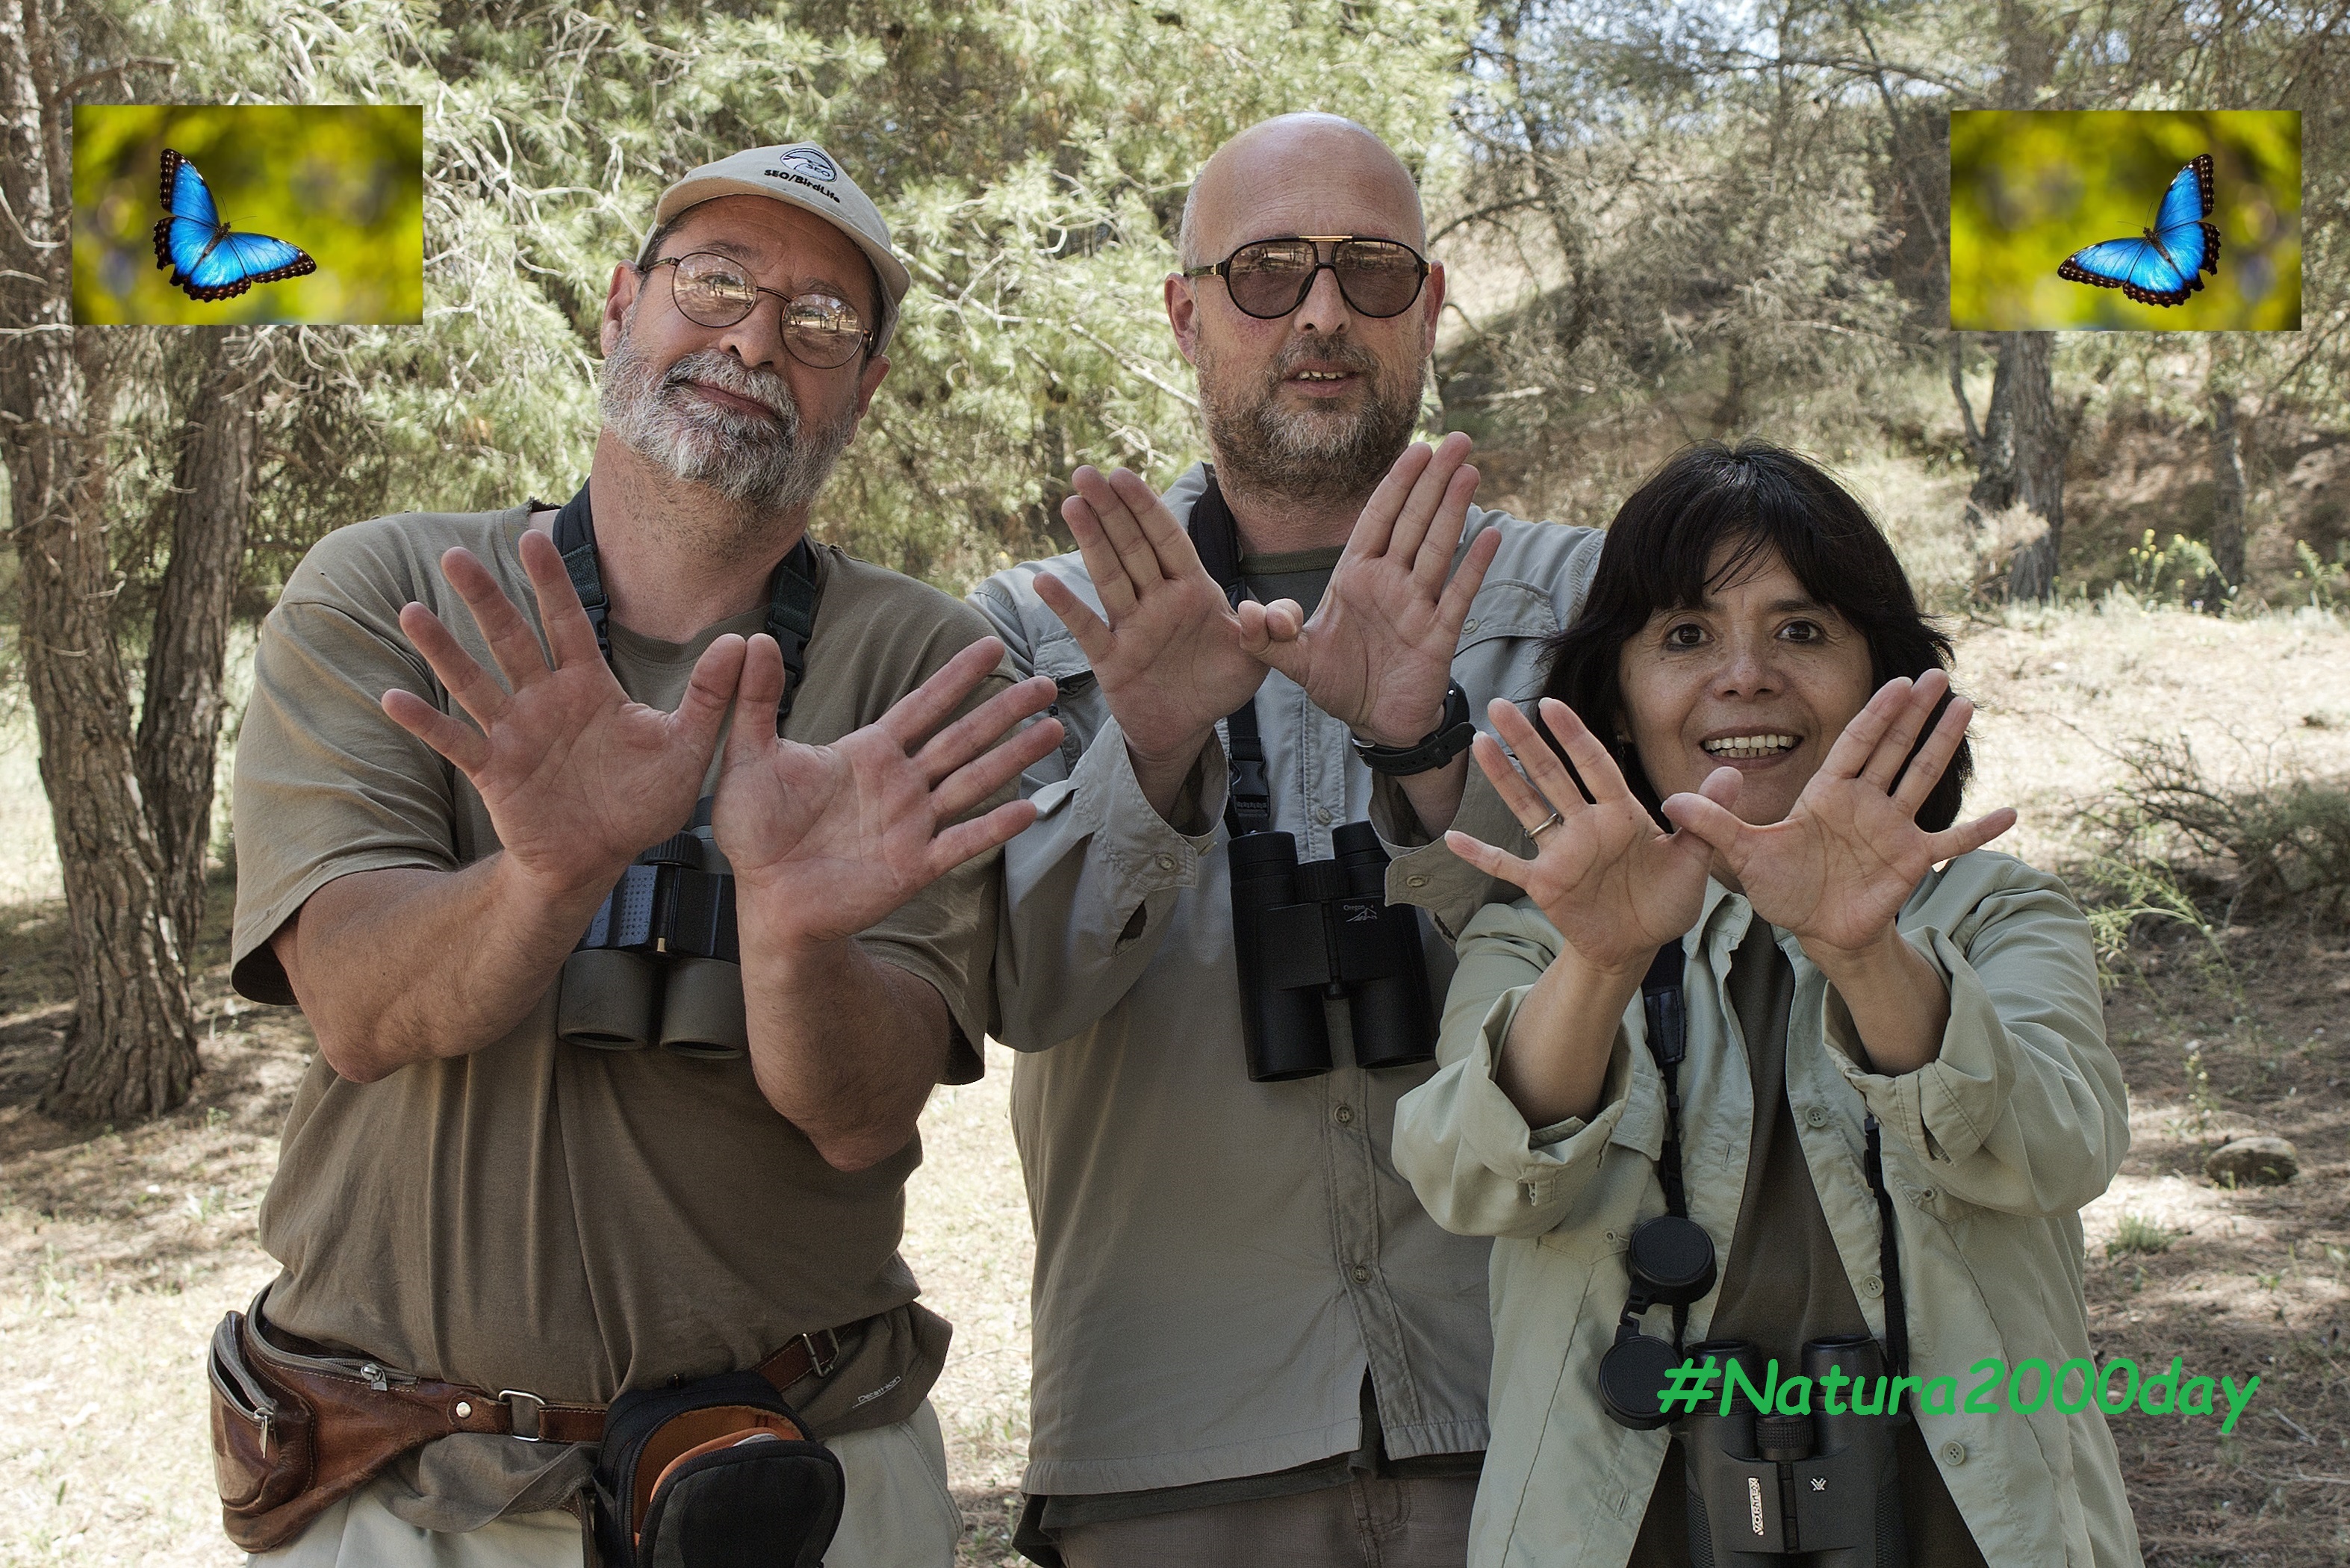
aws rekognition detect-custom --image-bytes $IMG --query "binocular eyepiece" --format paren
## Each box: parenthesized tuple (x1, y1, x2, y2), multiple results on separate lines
(1226, 822, 1436, 1083)
(556, 805, 748, 1060)
(1679, 1336, 1909, 1567)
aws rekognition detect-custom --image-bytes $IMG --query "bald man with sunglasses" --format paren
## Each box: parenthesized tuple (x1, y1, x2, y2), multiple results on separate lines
(972, 116, 1608, 1568)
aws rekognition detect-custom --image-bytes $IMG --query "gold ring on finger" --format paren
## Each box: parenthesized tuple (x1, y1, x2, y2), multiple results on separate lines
(1527, 812, 1564, 840)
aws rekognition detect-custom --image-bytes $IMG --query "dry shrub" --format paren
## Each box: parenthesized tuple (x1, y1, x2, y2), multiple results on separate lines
(2092, 736, 2350, 922)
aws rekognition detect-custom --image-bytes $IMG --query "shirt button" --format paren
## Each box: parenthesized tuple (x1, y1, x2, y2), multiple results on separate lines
(455, 1400, 473, 1419)
(1862, 1275, 1884, 1297)
(1155, 853, 1175, 871)
(1406, 874, 1429, 889)
(1462, 619, 1480, 633)
(1314, 806, 1334, 825)
(1804, 1105, 1830, 1128)
(1351, 1264, 1372, 1284)
(1334, 1105, 1356, 1125)
(1941, 1440, 1967, 1466)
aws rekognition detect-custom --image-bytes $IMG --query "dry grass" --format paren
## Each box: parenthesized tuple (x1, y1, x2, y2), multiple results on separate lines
(0, 600, 2346, 1565)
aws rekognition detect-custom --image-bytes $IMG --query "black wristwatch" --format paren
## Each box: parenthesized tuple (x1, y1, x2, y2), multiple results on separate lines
(1351, 680, 1476, 777)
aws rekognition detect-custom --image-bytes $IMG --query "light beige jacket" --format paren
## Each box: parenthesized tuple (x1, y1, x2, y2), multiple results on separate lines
(1392, 853, 2145, 1568)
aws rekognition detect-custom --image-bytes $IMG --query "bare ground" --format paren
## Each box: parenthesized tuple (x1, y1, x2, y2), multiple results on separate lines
(1, 603, 2346, 1567)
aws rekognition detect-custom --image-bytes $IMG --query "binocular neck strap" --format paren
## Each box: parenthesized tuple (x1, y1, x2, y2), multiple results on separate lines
(552, 484, 823, 734)
(1185, 470, 1273, 839)
(1865, 1114, 1910, 1377)
(1640, 945, 1692, 1221)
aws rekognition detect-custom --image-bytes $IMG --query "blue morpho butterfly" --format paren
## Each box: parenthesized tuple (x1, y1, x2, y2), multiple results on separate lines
(2057, 152, 2221, 308)
(150, 149, 317, 302)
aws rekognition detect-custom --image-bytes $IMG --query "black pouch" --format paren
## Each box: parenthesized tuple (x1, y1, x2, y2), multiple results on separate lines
(591, 1369, 843, 1568)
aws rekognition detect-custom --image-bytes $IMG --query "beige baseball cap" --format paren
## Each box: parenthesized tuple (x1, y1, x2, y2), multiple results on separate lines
(647, 143, 910, 352)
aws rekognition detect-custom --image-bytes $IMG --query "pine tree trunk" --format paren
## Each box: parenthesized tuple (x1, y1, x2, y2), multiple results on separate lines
(1983, 334, 2077, 606)
(137, 330, 265, 958)
(2204, 383, 2245, 611)
(1, 0, 201, 1121)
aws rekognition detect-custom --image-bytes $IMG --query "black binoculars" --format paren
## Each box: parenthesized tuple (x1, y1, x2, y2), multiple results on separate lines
(556, 809, 748, 1060)
(1225, 822, 1435, 1082)
(1679, 1336, 1909, 1567)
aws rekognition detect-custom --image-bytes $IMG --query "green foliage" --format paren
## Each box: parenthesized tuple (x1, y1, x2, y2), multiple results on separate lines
(2290, 539, 2350, 611)
(1950, 109, 2301, 332)
(2118, 528, 2221, 607)
(2107, 1212, 2178, 1257)
(72, 105, 423, 324)
(2096, 736, 2350, 922)
(80, 0, 1470, 592)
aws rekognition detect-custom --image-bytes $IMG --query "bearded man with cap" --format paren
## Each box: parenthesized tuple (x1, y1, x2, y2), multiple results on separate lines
(218, 144, 1060, 1567)
(972, 114, 1605, 1567)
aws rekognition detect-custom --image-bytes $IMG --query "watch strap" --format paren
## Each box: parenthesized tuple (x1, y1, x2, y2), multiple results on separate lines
(1352, 680, 1476, 777)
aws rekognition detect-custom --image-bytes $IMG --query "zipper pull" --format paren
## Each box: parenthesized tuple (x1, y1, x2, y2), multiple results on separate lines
(361, 1362, 391, 1392)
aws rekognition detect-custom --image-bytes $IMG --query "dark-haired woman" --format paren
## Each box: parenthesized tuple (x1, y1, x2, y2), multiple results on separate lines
(1393, 443, 2140, 1567)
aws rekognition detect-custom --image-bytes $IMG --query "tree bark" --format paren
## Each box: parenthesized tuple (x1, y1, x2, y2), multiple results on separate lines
(137, 329, 265, 958)
(1, 0, 201, 1121)
(2204, 379, 2245, 612)
(1964, 333, 2068, 602)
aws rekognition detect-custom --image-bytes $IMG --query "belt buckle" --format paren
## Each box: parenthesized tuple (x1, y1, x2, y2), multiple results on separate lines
(799, 1330, 839, 1379)
(500, 1388, 548, 1441)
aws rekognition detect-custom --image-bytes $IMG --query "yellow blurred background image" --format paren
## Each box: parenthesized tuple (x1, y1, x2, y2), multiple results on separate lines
(73, 105, 423, 325)
(1949, 109, 2299, 332)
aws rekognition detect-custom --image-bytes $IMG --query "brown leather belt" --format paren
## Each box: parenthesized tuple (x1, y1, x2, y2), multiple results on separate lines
(258, 1310, 843, 1445)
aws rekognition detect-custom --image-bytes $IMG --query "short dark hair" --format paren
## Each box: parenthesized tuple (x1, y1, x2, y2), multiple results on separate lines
(1540, 440, 1970, 832)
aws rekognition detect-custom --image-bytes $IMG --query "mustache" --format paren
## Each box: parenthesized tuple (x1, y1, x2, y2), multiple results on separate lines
(659, 349, 797, 425)
(1268, 338, 1381, 382)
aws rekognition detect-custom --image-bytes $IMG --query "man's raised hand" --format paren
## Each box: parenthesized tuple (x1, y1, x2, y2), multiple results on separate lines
(380, 530, 745, 898)
(1033, 466, 1266, 812)
(712, 635, 1062, 948)
(1240, 433, 1499, 747)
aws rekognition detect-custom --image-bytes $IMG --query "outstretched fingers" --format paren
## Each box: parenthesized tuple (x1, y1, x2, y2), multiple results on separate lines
(395, 600, 510, 735)
(382, 682, 489, 774)
(1442, 827, 1536, 892)
(1467, 726, 1556, 831)
(1858, 668, 1951, 791)
(876, 638, 1019, 754)
(1815, 675, 1915, 784)
(1341, 441, 1434, 562)
(1889, 688, 1972, 812)
(1659, 768, 1753, 857)
(913, 673, 1059, 788)
(927, 797, 1045, 877)
(437, 546, 561, 694)
(672, 633, 748, 755)
(1926, 805, 2018, 863)
(926, 702, 1063, 822)
(515, 526, 604, 670)
(1431, 523, 1500, 630)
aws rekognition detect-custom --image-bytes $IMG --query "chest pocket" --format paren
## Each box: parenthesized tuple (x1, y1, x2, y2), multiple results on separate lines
(1029, 632, 1103, 783)
(1454, 580, 1561, 709)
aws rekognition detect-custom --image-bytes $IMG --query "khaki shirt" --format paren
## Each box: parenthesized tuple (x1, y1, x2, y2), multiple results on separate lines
(1392, 856, 2145, 1568)
(230, 506, 1000, 1439)
(969, 465, 1605, 1495)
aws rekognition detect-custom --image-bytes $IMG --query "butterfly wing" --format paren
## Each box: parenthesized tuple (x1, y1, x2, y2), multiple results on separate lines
(207, 229, 317, 291)
(2059, 237, 2180, 300)
(2149, 152, 2222, 292)
(149, 148, 316, 301)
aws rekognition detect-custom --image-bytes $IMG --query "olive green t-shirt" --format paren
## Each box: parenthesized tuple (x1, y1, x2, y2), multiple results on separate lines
(229, 505, 1006, 1441)
(1630, 924, 1989, 1567)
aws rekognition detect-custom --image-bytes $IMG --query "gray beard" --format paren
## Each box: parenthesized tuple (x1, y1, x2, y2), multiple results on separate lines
(1195, 337, 1424, 507)
(598, 322, 853, 526)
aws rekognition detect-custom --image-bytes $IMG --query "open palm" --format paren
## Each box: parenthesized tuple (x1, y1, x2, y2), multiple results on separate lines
(1445, 697, 1725, 974)
(1032, 465, 1265, 769)
(1240, 435, 1498, 745)
(381, 531, 743, 894)
(714, 635, 1062, 947)
(1661, 671, 2017, 960)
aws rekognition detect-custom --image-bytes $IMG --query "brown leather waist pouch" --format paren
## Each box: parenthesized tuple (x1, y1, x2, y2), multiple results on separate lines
(206, 1292, 583, 1552)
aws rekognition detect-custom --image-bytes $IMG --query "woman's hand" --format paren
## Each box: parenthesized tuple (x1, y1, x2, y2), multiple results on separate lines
(1446, 696, 1723, 977)
(1657, 670, 2014, 962)
(1444, 697, 1730, 1127)
(1658, 670, 2016, 1076)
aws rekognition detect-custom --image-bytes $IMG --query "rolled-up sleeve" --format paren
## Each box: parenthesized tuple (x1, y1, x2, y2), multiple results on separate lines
(1378, 762, 1533, 944)
(1827, 874, 2129, 1217)
(1394, 900, 1639, 1239)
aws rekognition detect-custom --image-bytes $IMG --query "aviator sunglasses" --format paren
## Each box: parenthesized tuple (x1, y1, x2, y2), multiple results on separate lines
(647, 251, 874, 370)
(1183, 235, 1430, 320)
